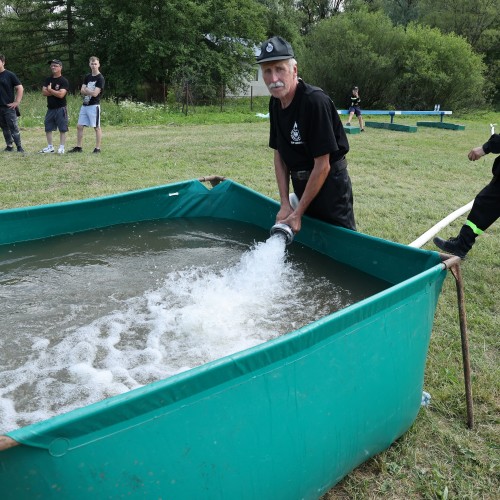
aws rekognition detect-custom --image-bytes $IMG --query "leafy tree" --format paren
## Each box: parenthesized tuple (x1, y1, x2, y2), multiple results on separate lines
(74, 0, 203, 99)
(73, 0, 269, 101)
(418, 0, 500, 105)
(0, 0, 79, 89)
(394, 23, 487, 110)
(256, 0, 303, 46)
(300, 10, 486, 110)
(380, 0, 420, 27)
(343, 0, 385, 14)
(419, 0, 499, 48)
(296, 0, 345, 33)
(347, 0, 499, 105)
(300, 10, 401, 107)
(2, 0, 270, 100)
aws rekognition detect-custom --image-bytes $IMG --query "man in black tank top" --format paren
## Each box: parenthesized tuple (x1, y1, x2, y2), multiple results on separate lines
(257, 36, 356, 233)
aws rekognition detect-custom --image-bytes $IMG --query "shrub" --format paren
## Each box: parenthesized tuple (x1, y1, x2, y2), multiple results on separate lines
(394, 24, 487, 110)
(300, 11, 487, 110)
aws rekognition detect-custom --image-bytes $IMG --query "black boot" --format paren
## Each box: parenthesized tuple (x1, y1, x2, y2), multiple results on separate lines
(433, 225, 476, 259)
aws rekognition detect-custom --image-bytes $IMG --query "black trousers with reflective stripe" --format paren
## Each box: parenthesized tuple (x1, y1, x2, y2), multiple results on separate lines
(467, 172, 500, 232)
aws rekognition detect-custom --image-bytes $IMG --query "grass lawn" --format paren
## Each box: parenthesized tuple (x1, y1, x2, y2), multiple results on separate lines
(1, 101, 499, 498)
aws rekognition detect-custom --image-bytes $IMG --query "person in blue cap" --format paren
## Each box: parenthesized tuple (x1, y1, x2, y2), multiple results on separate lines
(256, 36, 356, 234)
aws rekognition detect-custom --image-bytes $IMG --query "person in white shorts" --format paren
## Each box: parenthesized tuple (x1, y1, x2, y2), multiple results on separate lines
(68, 56, 105, 154)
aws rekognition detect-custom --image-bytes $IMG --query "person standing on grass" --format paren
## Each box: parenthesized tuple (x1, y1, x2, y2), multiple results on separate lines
(40, 59, 70, 154)
(0, 54, 24, 153)
(68, 56, 104, 154)
(257, 36, 356, 234)
(345, 86, 364, 131)
(433, 133, 500, 258)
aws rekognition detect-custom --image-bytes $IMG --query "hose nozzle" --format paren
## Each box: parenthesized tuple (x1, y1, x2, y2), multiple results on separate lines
(270, 223, 294, 245)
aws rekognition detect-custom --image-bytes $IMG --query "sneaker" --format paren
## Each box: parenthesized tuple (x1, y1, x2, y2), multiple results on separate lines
(68, 147, 83, 153)
(345, 122, 351, 127)
(4, 145, 14, 152)
(39, 145, 54, 153)
(17, 146, 25, 153)
(58, 147, 65, 154)
(92, 148, 101, 154)
(433, 236, 468, 259)
(361, 128, 365, 132)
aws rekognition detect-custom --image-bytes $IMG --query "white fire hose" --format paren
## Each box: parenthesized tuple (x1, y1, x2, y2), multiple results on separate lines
(409, 200, 474, 248)
(411, 123, 493, 249)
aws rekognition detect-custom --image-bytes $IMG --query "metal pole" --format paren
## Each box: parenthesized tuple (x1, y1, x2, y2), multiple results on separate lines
(441, 255, 474, 429)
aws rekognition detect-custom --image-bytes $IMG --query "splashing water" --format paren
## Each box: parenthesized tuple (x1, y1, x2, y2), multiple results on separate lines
(0, 229, 349, 434)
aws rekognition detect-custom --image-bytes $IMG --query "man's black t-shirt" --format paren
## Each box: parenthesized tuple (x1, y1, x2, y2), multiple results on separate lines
(268, 79, 355, 230)
(269, 79, 349, 171)
(82, 73, 105, 106)
(43, 76, 70, 109)
(0, 70, 21, 105)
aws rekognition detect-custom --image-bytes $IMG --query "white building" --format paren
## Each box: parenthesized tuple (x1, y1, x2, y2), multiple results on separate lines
(241, 64, 270, 97)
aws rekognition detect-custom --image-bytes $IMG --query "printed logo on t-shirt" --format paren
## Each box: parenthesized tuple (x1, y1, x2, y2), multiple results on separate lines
(290, 122, 304, 145)
(83, 81, 97, 105)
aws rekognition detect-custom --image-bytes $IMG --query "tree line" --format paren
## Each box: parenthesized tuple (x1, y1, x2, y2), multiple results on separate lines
(0, 0, 498, 110)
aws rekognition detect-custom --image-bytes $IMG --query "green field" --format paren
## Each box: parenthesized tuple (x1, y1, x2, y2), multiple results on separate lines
(1, 96, 499, 499)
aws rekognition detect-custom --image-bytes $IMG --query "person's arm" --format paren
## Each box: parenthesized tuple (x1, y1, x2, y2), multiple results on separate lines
(274, 150, 293, 222)
(7, 84, 23, 109)
(277, 153, 331, 233)
(50, 86, 67, 99)
(482, 134, 500, 155)
(81, 84, 101, 98)
(43, 82, 67, 99)
(468, 146, 485, 161)
(468, 134, 500, 160)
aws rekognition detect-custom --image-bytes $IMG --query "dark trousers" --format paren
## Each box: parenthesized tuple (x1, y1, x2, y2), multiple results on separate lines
(468, 174, 500, 232)
(0, 106, 21, 148)
(291, 159, 356, 231)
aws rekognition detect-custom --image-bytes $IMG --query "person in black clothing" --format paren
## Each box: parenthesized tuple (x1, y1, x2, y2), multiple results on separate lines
(345, 86, 364, 131)
(0, 54, 24, 153)
(40, 59, 70, 154)
(433, 133, 500, 258)
(256, 36, 356, 234)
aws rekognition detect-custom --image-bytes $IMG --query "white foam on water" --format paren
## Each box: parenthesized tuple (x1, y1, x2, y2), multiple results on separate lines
(0, 235, 339, 434)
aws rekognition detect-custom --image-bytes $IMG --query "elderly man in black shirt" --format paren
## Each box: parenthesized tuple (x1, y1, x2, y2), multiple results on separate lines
(257, 36, 356, 234)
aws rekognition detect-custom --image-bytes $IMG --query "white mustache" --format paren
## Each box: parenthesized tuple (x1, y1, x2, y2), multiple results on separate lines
(268, 82, 285, 90)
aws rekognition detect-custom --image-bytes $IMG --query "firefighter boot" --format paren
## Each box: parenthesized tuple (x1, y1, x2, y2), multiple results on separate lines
(433, 225, 477, 259)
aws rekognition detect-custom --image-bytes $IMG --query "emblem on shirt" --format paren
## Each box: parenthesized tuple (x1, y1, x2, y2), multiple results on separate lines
(290, 122, 303, 144)
(83, 81, 96, 105)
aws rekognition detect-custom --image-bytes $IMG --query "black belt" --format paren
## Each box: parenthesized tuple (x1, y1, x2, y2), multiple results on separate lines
(290, 170, 311, 180)
(290, 157, 347, 181)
